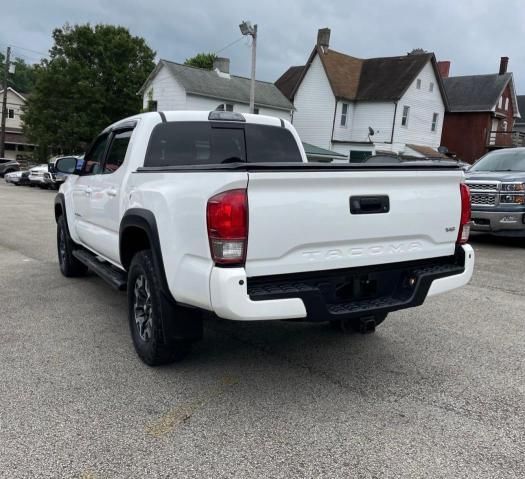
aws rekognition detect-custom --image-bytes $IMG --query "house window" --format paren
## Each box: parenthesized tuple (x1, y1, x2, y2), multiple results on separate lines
(8, 109, 14, 119)
(401, 106, 410, 127)
(215, 103, 233, 112)
(147, 100, 157, 112)
(253, 108, 259, 114)
(505, 98, 509, 111)
(429, 82, 434, 92)
(416, 79, 421, 89)
(498, 96, 503, 109)
(431, 112, 439, 132)
(340, 103, 348, 126)
(502, 120, 508, 131)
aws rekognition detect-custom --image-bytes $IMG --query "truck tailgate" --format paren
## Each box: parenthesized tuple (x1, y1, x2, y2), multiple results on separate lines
(245, 169, 463, 277)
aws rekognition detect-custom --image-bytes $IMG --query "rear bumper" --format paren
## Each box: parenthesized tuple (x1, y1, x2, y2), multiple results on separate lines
(471, 209, 525, 236)
(210, 245, 474, 321)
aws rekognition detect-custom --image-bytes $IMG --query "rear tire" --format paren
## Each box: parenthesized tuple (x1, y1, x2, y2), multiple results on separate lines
(329, 313, 387, 334)
(57, 216, 88, 277)
(127, 250, 191, 366)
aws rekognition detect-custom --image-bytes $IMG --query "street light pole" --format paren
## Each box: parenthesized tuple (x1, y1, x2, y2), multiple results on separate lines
(239, 21, 257, 114)
(0, 46, 11, 158)
(249, 24, 257, 114)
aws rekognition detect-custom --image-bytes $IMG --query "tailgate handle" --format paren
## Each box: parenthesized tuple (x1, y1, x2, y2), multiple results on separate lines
(350, 195, 389, 214)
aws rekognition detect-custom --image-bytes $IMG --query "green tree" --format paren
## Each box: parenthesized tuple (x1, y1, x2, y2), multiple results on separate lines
(184, 52, 217, 70)
(0, 54, 37, 93)
(22, 24, 155, 155)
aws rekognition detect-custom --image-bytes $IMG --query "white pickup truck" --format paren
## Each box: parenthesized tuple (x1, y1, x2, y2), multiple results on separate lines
(54, 111, 474, 366)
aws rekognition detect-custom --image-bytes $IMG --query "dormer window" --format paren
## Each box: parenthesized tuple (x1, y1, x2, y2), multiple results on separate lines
(505, 98, 509, 111)
(429, 82, 434, 92)
(416, 79, 421, 89)
(498, 96, 503, 109)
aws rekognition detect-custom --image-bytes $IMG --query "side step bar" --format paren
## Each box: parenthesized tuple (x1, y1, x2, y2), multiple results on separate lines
(72, 249, 127, 291)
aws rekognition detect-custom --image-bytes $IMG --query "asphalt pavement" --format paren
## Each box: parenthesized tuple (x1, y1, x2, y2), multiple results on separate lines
(0, 180, 523, 478)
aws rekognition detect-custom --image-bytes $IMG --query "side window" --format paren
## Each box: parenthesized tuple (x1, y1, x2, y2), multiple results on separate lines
(340, 103, 348, 127)
(401, 106, 410, 127)
(103, 130, 133, 174)
(83, 133, 109, 175)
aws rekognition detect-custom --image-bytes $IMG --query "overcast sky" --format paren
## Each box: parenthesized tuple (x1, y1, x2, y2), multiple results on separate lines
(3, 0, 525, 91)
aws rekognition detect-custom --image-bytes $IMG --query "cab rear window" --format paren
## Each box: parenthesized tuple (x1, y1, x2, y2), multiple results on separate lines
(144, 121, 302, 167)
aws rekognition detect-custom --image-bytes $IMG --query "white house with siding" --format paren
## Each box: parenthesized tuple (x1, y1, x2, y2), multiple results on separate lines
(139, 58, 293, 121)
(275, 29, 448, 161)
(0, 87, 36, 161)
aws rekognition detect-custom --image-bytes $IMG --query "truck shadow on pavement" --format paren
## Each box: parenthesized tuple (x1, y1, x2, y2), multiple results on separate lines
(469, 232, 525, 249)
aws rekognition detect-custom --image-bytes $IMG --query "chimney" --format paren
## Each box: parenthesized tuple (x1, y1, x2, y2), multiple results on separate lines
(213, 57, 230, 74)
(317, 28, 330, 52)
(499, 56, 509, 75)
(437, 61, 450, 78)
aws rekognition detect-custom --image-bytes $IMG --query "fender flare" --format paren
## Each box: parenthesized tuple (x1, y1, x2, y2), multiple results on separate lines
(119, 209, 170, 295)
(54, 193, 68, 226)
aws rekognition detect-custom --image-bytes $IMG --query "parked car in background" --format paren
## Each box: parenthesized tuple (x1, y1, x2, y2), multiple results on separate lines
(4, 170, 31, 186)
(28, 164, 50, 188)
(0, 158, 20, 177)
(466, 148, 525, 236)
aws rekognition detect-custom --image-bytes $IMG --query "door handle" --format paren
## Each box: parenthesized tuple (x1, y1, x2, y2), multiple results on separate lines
(107, 188, 118, 197)
(85, 187, 92, 196)
(350, 195, 390, 214)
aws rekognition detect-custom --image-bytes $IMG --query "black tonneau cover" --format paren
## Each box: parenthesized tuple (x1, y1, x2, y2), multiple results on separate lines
(136, 161, 462, 173)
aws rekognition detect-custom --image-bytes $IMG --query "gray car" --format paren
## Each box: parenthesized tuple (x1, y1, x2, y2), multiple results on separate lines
(466, 148, 525, 237)
(0, 158, 20, 177)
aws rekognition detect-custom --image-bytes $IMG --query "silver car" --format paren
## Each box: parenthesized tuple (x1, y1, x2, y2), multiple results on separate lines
(0, 158, 20, 177)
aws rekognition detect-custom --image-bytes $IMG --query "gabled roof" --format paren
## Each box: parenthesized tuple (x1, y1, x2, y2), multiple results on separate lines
(277, 47, 447, 106)
(516, 95, 525, 125)
(356, 53, 433, 101)
(443, 73, 515, 113)
(0, 87, 27, 103)
(140, 60, 293, 111)
(275, 66, 304, 102)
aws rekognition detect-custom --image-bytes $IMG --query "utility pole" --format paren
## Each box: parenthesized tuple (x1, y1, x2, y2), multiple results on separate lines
(0, 46, 11, 158)
(239, 21, 257, 113)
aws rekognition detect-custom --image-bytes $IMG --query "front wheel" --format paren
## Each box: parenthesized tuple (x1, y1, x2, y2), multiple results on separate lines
(127, 250, 191, 366)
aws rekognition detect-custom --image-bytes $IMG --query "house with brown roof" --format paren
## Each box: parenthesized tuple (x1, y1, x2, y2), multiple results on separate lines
(275, 28, 448, 161)
(440, 57, 520, 163)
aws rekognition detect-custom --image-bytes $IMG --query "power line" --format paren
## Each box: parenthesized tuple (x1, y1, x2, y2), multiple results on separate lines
(5, 44, 49, 58)
(214, 36, 244, 55)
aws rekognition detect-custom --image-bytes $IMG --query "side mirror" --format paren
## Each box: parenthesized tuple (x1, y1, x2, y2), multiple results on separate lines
(55, 157, 79, 174)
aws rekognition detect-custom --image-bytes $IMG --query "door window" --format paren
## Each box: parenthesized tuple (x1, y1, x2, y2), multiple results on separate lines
(83, 133, 109, 175)
(103, 130, 132, 174)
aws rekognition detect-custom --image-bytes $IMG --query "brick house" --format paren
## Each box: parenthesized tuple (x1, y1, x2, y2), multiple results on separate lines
(440, 57, 520, 164)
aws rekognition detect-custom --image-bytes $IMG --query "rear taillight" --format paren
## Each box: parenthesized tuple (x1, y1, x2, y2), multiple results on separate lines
(207, 189, 248, 265)
(457, 183, 471, 245)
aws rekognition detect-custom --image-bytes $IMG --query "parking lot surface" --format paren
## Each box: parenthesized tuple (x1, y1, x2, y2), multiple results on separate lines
(0, 180, 524, 478)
